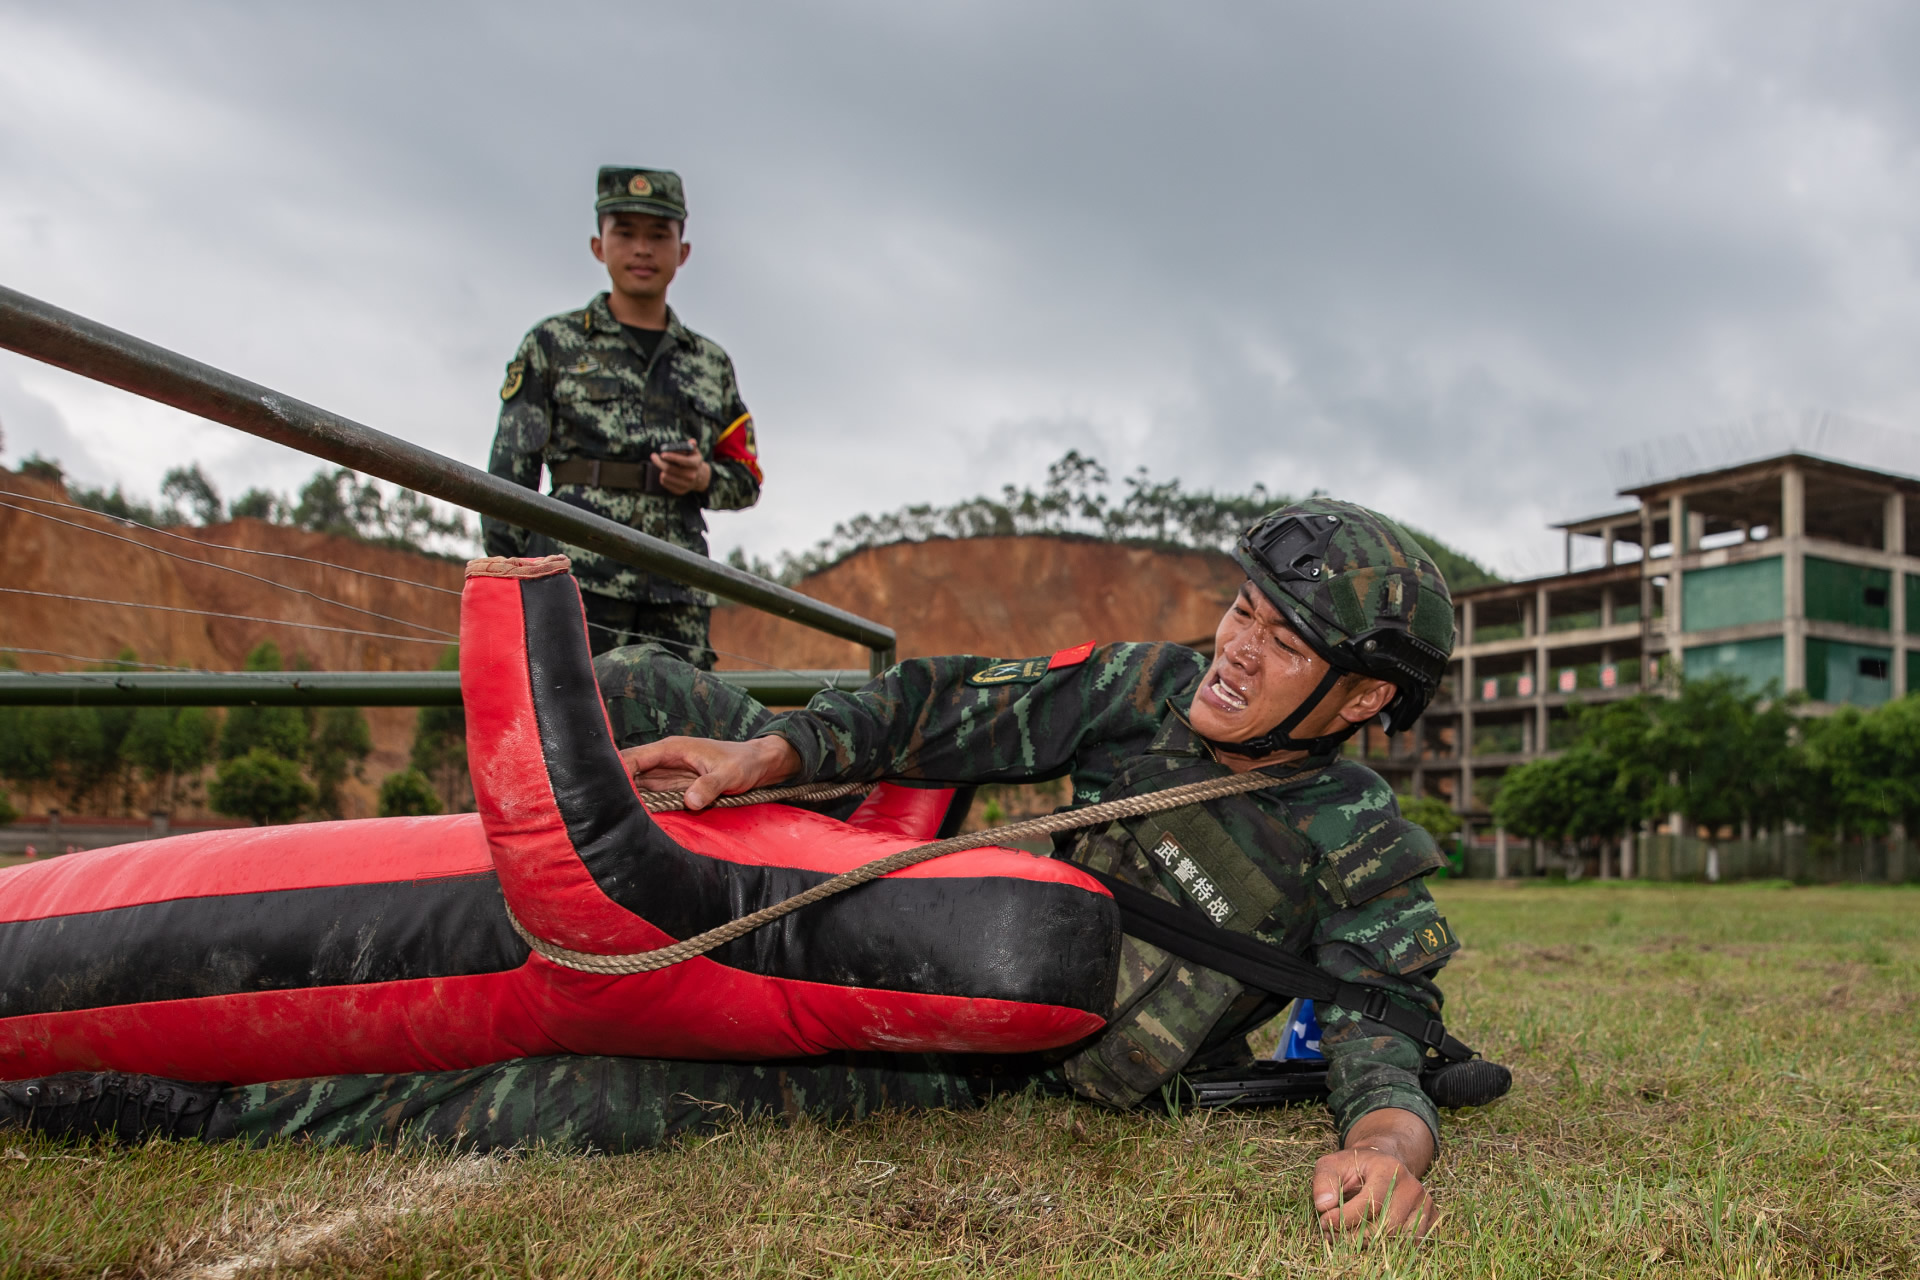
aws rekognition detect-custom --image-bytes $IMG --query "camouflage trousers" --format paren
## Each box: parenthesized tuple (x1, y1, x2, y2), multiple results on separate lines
(201, 1054, 1023, 1153)
(580, 593, 714, 669)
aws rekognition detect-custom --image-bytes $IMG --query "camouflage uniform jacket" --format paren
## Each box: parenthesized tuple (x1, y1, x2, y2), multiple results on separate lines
(483, 294, 761, 604)
(762, 642, 1460, 1142)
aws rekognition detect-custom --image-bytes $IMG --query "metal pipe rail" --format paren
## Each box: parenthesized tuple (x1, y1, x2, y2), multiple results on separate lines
(0, 669, 869, 708)
(0, 286, 896, 673)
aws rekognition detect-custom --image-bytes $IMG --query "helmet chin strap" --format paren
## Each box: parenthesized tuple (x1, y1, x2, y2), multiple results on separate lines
(1204, 665, 1365, 759)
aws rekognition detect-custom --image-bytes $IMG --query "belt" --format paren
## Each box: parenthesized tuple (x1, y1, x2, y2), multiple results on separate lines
(549, 458, 647, 490)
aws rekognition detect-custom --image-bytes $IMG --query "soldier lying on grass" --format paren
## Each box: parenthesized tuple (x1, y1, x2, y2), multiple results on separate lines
(2, 499, 1468, 1239)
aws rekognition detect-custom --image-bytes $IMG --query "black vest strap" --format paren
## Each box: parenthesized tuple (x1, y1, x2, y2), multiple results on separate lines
(1080, 868, 1477, 1063)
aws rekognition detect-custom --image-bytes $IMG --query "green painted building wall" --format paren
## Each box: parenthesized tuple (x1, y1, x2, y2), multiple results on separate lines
(1909, 648, 1920, 695)
(1681, 557, 1782, 632)
(1682, 636, 1784, 693)
(1804, 556, 1891, 630)
(1906, 573, 1920, 635)
(1806, 638, 1893, 706)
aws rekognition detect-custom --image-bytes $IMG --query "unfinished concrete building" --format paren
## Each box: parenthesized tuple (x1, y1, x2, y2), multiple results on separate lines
(1354, 451, 1920, 824)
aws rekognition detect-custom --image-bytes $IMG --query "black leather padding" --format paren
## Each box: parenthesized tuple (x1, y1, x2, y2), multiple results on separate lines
(0, 874, 527, 1017)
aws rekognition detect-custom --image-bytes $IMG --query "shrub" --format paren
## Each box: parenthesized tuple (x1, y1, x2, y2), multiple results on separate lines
(1398, 793, 1462, 843)
(208, 748, 316, 826)
(378, 769, 444, 817)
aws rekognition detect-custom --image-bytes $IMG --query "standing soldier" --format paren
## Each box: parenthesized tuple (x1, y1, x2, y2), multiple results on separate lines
(483, 166, 763, 667)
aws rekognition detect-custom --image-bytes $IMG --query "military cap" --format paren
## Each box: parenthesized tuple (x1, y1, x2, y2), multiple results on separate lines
(596, 167, 687, 221)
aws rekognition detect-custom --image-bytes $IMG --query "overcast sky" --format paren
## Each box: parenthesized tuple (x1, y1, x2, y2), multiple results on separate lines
(5, 0, 1920, 579)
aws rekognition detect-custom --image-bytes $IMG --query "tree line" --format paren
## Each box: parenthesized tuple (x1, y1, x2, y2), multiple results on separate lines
(0, 643, 468, 827)
(19, 455, 471, 557)
(727, 450, 1502, 591)
(1491, 674, 1920, 848)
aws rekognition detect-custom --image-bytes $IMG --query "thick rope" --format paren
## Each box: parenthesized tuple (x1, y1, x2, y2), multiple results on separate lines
(633, 780, 874, 813)
(506, 769, 1296, 975)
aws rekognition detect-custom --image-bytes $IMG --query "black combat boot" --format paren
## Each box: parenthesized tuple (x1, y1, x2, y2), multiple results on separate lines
(0, 1071, 225, 1143)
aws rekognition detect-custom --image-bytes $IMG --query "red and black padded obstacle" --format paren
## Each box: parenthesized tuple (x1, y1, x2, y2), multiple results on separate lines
(0, 557, 1119, 1084)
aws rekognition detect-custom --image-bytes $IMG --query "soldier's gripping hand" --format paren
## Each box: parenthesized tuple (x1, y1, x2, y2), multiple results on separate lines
(651, 440, 713, 495)
(1311, 1107, 1438, 1238)
(620, 735, 801, 809)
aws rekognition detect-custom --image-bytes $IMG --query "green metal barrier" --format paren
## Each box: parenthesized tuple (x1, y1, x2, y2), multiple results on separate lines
(0, 669, 868, 708)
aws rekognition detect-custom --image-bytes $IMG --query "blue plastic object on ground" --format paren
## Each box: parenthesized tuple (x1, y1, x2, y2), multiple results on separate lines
(1278, 998, 1325, 1060)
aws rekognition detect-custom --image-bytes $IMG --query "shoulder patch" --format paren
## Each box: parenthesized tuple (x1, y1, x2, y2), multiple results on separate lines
(499, 360, 525, 401)
(1414, 916, 1455, 956)
(1049, 640, 1096, 670)
(967, 656, 1052, 687)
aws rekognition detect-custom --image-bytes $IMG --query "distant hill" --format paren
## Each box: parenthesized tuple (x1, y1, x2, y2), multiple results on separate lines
(728, 449, 1501, 594)
(714, 535, 1249, 670)
(1400, 528, 1501, 592)
(711, 528, 1494, 672)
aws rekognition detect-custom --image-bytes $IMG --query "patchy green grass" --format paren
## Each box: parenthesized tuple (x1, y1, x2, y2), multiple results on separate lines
(5, 883, 1918, 1278)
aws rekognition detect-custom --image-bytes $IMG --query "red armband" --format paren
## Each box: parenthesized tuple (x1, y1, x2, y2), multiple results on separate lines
(715, 413, 762, 484)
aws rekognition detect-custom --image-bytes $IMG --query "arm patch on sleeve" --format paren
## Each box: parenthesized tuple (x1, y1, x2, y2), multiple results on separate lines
(1415, 916, 1456, 957)
(968, 657, 1051, 686)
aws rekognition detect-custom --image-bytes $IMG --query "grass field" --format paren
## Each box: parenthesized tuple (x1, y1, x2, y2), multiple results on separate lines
(5, 881, 1918, 1278)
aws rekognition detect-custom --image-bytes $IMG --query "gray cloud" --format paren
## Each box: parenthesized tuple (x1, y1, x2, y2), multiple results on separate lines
(5, 0, 1920, 581)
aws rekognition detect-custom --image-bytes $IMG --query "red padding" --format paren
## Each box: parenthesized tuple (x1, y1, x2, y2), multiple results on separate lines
(0, 815, 489, 923)
(845, 783, 959, 839)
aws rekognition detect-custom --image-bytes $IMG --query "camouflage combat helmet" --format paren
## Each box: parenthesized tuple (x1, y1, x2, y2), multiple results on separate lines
(1221, 497, 1455, 755)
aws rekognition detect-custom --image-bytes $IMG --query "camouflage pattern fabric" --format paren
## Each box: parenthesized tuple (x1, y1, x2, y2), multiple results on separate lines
(483, 293, 760, 606)
(595, 642, 775, 744)
(580, 597, 716, 669)
(756, 642, 1458, 1141)
(1233, 497, 1456, 661)
(595, 166, 687, 220)
(203, 1054, 999, 1153)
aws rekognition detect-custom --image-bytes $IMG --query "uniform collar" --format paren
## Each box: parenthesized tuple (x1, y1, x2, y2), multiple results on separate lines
(583, 293, 688, 348)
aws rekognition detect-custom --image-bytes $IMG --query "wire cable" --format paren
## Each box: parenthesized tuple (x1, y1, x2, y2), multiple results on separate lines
(0, 499, 455, 638)
(0, 646, 197, 672)
(0, 490, 463, 595)
(0, 588, 451, 647)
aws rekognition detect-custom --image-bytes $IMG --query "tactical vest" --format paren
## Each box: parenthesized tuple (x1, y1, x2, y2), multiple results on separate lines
(1057, 747, 1446, 1108)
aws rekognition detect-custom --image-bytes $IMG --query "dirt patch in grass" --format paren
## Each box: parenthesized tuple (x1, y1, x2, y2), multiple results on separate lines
(6, 883, 1918, 1278)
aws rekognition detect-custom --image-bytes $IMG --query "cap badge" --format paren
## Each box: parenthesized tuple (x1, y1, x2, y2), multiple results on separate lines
(628, 175, 653, 197)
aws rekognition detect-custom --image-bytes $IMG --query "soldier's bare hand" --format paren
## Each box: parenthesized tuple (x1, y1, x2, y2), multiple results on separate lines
(619, 736, 800, 809)
(652, 442, 711, 495)
(1311, 1149, 1435, 1238)
(1310, 1107, 1437, 1239)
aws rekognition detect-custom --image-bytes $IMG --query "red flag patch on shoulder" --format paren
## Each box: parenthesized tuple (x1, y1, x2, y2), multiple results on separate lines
(1049, 640, 1096, 670)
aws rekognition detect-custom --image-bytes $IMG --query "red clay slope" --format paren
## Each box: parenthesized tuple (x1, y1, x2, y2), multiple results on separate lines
(712, 536, 1239, 671)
